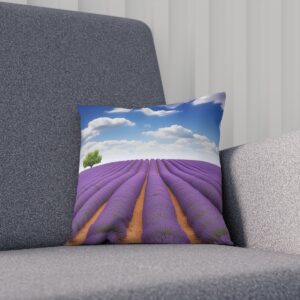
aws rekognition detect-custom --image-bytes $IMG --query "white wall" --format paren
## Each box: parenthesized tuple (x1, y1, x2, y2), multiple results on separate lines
(3, 0, 300, 149)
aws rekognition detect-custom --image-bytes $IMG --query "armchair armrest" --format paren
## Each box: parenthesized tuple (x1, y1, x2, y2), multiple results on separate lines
(220, 130, 300, 255)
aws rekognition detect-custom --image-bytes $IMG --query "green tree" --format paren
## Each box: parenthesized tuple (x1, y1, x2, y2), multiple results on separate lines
(83, 150, 102, 168)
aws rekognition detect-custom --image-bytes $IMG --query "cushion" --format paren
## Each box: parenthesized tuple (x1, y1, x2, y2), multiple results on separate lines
(69, 93, 233, 245)
(0, 3, 164, 251)
(1, 245, 299, 300)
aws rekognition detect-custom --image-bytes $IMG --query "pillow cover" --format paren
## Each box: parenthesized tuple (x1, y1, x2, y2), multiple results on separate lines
(68, 92, 233, 245)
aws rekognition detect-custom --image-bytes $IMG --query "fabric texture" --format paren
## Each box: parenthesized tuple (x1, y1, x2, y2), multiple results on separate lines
(220, 130, 300, 255)
(0, 3, 164, 251)
(0, 245, 299, 300)
(69, 93, 232, 245)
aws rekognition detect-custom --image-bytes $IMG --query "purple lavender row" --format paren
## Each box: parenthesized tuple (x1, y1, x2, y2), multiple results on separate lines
(175, 160, 221, 188)
(178, 159, 221, 174)
(163, 160, 222, 212)
(168, 160, 222, 204)
(73, 160, 137, 219)
(74, 161, 134, 216)
(176, 160, 221, 185)
(78, 161, 118, 184)
(77, 161, 131, 192)
(142, 160, 189, 243)
(78, 161, 122, 187)
(73, 161, 135, 215)
(178, 160, 221, 182)
(181, 159, 221, 171)
(72, 160, 143, 238)
(77, 161, 131, 198)
(85, 160, 149, 244)
(157, 160, 232, 245)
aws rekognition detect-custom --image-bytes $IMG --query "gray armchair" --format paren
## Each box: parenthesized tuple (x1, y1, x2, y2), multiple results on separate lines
(0, 3, 299, 300)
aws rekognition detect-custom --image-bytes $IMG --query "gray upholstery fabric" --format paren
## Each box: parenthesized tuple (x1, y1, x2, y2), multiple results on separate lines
(0, 3, 165, 250)
(221, 130, 300, 255)
(0, 245, 299, 300)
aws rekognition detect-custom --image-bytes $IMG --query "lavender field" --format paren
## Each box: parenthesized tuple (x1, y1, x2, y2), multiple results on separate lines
(69, 159, 232, 245)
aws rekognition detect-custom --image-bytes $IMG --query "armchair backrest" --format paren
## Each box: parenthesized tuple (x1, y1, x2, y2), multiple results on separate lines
(221, 130, 300, 255)
(0, 2, 165, 250)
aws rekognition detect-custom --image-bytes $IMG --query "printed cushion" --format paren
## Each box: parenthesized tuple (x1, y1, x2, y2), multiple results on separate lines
(68, 92, 233, 245)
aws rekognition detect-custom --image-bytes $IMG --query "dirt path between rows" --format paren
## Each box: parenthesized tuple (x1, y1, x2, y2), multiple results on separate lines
(166, 187, 201, 244)
(66, 202, 107, 246)
(121, 175, 148, 243)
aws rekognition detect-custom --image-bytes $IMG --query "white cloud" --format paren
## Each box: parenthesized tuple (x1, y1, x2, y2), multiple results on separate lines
(82, 117, 135, 143)
(176, 134, 218, 153)
(79, 138, 219, 173)
(143, 125, 194, 139)
(105, 106, 178, 117)
(136, 107, 179, 117)
(192, 92, 225, 109)
(156, 103, 182, 109)
(106, 108, 132, 113)
(142, 125, 218, 153)
(79, 133, 219, 172)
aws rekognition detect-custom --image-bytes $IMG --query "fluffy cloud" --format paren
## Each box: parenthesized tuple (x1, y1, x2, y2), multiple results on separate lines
(106, 107, 178, 117)
(79, 126, 219, 172)
(136, 107, 179, 117)
(165, 103, 182, 109)
(106, 108, 132, 113)
(82, 117, 135, 143)
(176, 134, 218, 153)
(79, 136, 219, 172)
(143, 125, 194, 139)
(192, 92, 225, 109)
(143, 125, 218, 152)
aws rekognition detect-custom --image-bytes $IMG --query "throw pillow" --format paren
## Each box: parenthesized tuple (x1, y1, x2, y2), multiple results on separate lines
(68, 92, 233, 245)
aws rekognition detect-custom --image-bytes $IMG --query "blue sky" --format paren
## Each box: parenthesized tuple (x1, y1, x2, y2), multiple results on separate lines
(78, 93, 225, 172)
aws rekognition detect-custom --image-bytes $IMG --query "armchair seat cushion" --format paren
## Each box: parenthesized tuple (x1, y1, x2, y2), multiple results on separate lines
(1, 245, 299, 300)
